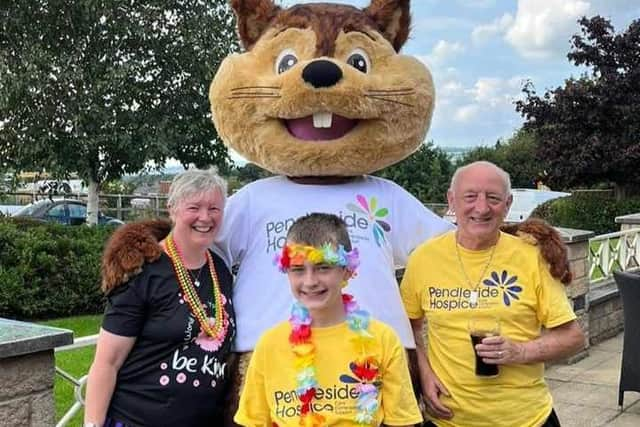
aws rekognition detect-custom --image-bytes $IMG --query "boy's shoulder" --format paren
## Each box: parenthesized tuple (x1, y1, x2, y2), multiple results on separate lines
(368, 318, 403, 345)
(255, 320, 291, 348)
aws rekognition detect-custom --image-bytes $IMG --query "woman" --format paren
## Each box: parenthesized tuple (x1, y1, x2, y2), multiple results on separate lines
(84, 168, 236, 427)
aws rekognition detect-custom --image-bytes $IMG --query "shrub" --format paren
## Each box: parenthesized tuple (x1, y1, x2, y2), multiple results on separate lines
(0, 218, 116, 320)
(532, 192, 640, 235)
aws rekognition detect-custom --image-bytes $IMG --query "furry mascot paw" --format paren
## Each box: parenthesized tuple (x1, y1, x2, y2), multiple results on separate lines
(502, 218, 573, 284)
(101, 219, 171, 293)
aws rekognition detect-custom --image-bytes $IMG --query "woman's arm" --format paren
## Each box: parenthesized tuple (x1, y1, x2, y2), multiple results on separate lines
(84, 328, 136, 426)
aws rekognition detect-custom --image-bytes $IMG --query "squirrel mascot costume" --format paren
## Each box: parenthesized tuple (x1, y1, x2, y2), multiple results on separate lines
(101, 0, 572, 424)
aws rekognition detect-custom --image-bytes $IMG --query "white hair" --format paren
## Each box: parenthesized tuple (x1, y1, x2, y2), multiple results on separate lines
(449, 161, 511, 195)
(167, 167, 228, 209)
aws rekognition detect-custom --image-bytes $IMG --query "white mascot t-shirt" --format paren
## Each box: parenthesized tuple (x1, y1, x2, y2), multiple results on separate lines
(214, 175, 454, 351)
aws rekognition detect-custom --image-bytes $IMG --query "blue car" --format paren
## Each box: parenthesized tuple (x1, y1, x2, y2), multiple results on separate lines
(12, 199, 124, 226)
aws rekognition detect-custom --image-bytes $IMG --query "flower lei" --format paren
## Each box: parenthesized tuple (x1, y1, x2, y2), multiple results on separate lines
(278, 243, 380, 426)
(165, 233, 229, 351)
(275, 243, 360, 274)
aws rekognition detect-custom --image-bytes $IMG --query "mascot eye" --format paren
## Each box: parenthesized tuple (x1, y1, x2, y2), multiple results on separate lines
(346, 49, 370, 74)
(275, 49, 298, 74)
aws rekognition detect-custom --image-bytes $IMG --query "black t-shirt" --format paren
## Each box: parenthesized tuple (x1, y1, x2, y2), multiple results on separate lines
(102, 250, 236, 427)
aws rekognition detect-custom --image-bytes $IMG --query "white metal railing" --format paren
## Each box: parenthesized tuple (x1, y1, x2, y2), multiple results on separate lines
(589, 228, 640, 283)
(54, 334, 98, 427)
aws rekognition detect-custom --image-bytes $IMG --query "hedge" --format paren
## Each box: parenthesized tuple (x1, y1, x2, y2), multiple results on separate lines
(0, 218, 116, 320)
(532, 192, 640, 235)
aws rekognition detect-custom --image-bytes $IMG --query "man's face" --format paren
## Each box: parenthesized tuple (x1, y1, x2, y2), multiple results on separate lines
(447, 165, 512, 248)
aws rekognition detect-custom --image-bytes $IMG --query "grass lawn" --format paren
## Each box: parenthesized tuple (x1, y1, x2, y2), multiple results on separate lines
(40, 314, 102, 426)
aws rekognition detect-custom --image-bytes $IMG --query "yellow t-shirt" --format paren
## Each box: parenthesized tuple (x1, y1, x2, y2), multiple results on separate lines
(234, 319, 422, 427)
(400, 231, 576, 427)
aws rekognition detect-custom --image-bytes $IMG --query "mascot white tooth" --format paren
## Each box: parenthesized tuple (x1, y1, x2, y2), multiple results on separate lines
(101, 1, 572, 424)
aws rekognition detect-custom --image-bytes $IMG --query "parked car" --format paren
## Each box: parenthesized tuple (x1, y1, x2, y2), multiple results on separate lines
(443, 188, 571, 224)
(11, 199, 124, 226)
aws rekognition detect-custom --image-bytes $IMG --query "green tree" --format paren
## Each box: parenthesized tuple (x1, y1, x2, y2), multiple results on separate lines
(225, 162, 272, 193)
(516, 16, 640, 199)
(458, 130, 545, 188)
(375, 142, 454, 203)
(0, 0, 238, 223)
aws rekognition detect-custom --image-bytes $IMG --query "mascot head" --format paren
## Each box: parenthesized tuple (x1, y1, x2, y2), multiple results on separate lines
(209, 0, 434, 176)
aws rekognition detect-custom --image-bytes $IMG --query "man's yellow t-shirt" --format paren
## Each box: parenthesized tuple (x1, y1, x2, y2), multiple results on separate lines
(234, 319, 422, 426)
(401, 231, 576, 427)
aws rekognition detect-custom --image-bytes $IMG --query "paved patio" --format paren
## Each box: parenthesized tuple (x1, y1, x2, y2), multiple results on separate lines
(548, 333, 640, 426)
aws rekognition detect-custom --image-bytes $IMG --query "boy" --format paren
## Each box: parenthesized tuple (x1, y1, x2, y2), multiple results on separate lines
(234, 213, 422, 427)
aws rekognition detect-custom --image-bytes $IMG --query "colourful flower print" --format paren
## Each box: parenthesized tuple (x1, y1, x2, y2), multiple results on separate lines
(483, 270, 523, 306)
(347, 195, 391, 246)
(195, 317, 229, 352)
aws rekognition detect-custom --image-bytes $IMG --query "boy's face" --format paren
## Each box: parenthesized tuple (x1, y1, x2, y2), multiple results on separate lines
(287, 249, 350, 316)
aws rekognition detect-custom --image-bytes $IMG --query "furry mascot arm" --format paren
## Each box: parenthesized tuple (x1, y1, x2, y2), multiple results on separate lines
(501, 218, 573, 284)
(101, 219, 172, 293)
(101, 218, 572, 291)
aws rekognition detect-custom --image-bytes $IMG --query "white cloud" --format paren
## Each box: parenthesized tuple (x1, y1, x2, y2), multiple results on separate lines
(460, 0, 497, 8)
(413, 16, 476, 33)
(470, 76, 526, 107)
(426, 40, 465, 66)
(453, 105, 481, 123)
(430, 73, 529, 145)
(471, 14, 514, 45)
(505, 0, 591, 59)
(441, 80, 465, 97)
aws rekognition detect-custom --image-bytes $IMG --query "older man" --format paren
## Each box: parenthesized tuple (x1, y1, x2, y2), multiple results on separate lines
(401, 161, 585, 427)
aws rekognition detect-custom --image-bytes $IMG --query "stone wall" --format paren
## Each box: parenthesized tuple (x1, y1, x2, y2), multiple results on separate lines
(588, 279, 624, 344)
(616, 213, 640, 231)
(0, 350, 55, 427)
(558, 229, 593, 362)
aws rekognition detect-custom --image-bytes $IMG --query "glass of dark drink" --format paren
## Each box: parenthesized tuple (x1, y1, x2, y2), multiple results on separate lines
(468, 314, 500, 378)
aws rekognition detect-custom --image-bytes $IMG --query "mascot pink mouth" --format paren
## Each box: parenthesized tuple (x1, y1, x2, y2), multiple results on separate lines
(285, 112, 358, 141)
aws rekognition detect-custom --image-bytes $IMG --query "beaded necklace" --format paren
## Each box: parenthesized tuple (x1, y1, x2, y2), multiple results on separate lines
(165, 233, 228, 346)
(278, 243, 380, 426)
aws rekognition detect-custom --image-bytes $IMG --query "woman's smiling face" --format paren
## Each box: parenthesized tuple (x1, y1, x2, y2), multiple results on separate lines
(170, 189, 224, 251)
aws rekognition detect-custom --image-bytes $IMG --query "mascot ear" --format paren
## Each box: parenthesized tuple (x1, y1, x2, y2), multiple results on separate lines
(230, 0, 281, 50)
(364, 0, 411, 51)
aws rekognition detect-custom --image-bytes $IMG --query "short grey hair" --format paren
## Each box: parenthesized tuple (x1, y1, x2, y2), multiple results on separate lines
(167, 167, 228, 209)
(449, 161, 511, 195)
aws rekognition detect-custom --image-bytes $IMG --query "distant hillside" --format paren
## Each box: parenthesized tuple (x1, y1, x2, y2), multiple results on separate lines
(441, 146, 473, 162)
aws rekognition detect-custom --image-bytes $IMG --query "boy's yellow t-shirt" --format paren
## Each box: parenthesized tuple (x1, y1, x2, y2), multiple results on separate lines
(234, 319, 422, 427)
(401, 231, 576, 427)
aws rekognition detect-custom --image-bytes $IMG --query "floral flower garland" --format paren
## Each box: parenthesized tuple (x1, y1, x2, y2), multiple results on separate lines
(275, 243, 360, 274)
(278, 243, 380, 426)
(165, 233, 229, 352)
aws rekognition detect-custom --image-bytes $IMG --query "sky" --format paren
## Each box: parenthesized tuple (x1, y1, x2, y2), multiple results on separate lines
(276, 0, 639, 149)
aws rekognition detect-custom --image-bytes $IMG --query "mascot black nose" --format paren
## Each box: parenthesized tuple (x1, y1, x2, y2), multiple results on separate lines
(302, 60, 343, 88)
